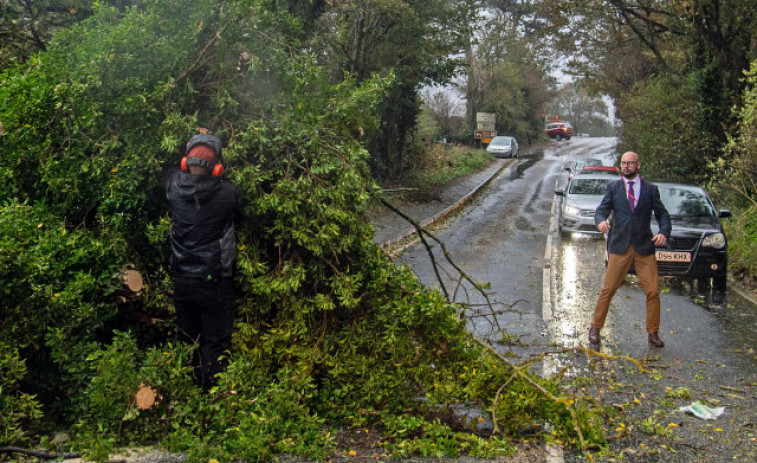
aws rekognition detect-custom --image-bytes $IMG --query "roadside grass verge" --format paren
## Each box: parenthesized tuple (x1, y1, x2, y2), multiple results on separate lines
(416, 144, 493, 188)
(377, 144, 494, 202)
(723, 204, 757, 291)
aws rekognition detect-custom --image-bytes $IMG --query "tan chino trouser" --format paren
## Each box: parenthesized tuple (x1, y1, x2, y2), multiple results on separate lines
(591, 244, 661, 334)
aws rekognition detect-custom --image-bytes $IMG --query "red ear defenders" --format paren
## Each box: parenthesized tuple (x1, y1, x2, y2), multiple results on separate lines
(181, 134, 225, 177)
(181, 155, 225, 176)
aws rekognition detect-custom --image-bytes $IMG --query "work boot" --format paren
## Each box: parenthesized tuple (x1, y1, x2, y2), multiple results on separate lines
(648, 332, 665, 347)
(588, 327, 601, 344)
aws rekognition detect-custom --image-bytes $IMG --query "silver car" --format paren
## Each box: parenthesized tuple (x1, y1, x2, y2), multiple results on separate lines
(486, 136, 518, 158)
(555, 173, 618, 237)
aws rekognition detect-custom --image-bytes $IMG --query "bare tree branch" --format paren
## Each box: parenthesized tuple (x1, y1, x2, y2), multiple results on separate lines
(379, 197, 503, 333)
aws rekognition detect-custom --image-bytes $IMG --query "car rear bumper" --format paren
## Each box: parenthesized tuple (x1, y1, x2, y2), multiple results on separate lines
(655, 248, 727, 278)
(625, 234, 728, 279)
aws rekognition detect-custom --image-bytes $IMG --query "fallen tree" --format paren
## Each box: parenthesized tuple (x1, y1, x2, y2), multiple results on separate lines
(1, 1, 608, 461)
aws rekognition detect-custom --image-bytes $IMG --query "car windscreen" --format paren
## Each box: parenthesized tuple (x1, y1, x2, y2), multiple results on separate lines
(658, 186, 716, 217)
(580, 167, 619, 175)
(569, 178, 613, 195)
(491, 138, 510, 146)
(575, 159, 602, 169)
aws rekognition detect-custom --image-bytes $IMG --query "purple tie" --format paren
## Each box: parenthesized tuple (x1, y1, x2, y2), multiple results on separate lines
(627, 181, 635, 213)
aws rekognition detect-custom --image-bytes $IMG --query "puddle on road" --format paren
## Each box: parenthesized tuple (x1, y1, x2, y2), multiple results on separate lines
(550, 234, 604, 347)
(490, 149, 544, 183)
(515, 216, 537, 232)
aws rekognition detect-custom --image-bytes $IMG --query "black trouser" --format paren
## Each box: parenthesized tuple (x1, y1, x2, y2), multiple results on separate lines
(173, 276, 235, 390)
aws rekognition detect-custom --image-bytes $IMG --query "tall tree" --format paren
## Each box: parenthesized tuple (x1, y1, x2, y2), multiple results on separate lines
(462, 3, 552, 144)
(311, 0, 479, 179)
(423, 88, 466, 138)
(547, 82, 610, 136)
(532, 0, 757, 167)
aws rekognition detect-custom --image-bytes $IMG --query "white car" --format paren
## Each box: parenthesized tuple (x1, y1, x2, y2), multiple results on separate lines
(555, 173, 618, 237)
(486, 136, 518, 158)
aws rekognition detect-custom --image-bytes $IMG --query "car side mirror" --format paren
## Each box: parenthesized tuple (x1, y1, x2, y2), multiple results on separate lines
(555, 189, 564, 196)
(564, 166, 570, 171)
(718, 209, 731, 218)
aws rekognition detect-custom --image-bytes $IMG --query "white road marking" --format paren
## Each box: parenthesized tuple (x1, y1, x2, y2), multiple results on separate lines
(542, 173, 566, 463)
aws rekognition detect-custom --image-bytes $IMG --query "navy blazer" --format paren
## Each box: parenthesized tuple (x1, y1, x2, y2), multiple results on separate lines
(595, 178, 671, 256)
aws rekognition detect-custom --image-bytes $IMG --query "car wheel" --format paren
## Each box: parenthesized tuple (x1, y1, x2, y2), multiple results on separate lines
(713, 275, 727, 292)
(555, 134, 562, 141)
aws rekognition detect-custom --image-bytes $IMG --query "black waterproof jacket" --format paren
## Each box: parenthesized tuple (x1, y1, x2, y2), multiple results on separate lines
(165, 168, 238, 279)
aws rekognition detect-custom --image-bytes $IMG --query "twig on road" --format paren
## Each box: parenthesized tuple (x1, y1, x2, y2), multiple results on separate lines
(379, 197, 504, 333)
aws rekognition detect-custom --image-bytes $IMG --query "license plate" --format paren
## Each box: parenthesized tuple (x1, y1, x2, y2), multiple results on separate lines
(656, 251, 691, 262)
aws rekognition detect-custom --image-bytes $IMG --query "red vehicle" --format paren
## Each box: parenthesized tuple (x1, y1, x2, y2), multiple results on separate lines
(577, 165, 620, 176)
(564, 158, 603, 181)
(544, 122, 574, 141)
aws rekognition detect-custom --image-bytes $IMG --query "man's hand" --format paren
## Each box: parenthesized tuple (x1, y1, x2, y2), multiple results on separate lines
(652, 233, 667, 246)
(597, 221, 610, 234)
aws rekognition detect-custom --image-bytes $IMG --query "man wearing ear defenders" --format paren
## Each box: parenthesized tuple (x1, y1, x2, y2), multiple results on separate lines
(165, 133, 238, 390)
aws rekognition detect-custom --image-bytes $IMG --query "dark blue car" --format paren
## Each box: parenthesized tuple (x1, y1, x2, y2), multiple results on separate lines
(608, 181, 730, 291)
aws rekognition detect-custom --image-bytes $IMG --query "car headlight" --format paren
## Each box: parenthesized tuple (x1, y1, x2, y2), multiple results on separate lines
(564, 205, 581, 216)
(702, 232, 726, 249)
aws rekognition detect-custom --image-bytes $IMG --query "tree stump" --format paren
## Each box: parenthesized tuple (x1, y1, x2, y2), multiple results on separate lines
(120, 269, 144, 292)
(135, 383, 158, 410)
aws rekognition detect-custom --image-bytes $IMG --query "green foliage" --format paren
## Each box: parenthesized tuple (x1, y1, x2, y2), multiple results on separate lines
(709, 59, 757, 284)
(381, 414, 514, 458)
(417, 104, 443, 142)
(713, 60, 757, 207)
(618, 74, 708, 181)
(0, 201, 128, 420)
(722, 211, 757, 285)
(417, 146, 493, 187)
(311, 0, 474, 179)
(385, 145, 493, 198)
(0, 0, 107, 69)
(0, 0, 604, 458)
(548, 82, 613, 137)
(0, 345, 43, 446)
(467, 8, 552, 145)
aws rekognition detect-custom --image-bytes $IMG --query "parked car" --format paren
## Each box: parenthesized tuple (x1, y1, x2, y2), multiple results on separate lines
(486, 136, 519, 158)
(555, 173, 618, 237)
(564, 158, 603, 180)
(626, 182, 730, 291)
(577, 165, 620, 176)
(544, 122, 574, 141)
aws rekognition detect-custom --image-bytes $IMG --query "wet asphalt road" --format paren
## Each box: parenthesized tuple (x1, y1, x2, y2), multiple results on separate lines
(398, 144, 556, 347)
(397, 137, 757, 462)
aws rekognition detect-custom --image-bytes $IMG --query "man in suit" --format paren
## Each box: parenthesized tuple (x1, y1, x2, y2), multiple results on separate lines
(588, 151, 671, 347)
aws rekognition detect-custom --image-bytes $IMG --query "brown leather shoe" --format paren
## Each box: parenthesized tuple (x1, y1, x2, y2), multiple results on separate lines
(588, 327, 601, 344)
(648, 332, 665, 347)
